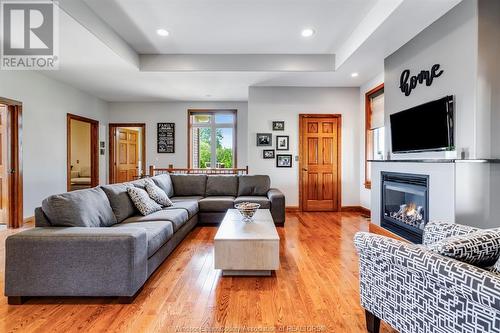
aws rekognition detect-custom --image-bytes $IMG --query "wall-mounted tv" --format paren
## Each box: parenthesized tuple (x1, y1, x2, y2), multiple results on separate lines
(390, 96, 454, 153)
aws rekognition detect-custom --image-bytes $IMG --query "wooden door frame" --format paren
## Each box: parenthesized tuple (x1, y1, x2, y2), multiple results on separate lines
(108, 123, 146, 184)
(298, 114, 342, 212)
(67, 114, 99, 191)
(0, 97, 23, 228)
(364, 83, 384, 189)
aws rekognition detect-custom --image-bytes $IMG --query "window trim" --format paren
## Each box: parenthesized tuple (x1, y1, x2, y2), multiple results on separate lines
(187, 109, 237, 168)
(364, 83, 384, 189)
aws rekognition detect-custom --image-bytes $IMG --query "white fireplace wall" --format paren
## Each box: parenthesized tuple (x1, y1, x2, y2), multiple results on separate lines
(384, 0, 478, 159)
(371, 162, 455, 226)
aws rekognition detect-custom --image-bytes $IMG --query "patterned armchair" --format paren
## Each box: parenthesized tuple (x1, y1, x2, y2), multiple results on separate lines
(354, 222, 500, 333)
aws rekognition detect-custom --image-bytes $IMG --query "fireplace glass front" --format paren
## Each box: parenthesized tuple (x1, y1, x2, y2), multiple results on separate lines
(381, 172, 429, 243)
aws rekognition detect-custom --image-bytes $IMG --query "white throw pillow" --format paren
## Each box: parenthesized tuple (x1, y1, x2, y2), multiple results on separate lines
(127, 186, 162, 216)
(144, 178, 173, 207)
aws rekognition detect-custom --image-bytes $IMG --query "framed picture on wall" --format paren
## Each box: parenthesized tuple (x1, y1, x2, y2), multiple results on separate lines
(263, 149, 275, 159)
(276, 135, 289, 150)
(272, 121, 285, 131)
(256, 133, 272, 146)
(157, 123, 175, 153)
(276, 154, 292, 168)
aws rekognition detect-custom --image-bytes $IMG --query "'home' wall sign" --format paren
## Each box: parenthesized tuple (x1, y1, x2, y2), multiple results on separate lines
(399, 64, 443, 96)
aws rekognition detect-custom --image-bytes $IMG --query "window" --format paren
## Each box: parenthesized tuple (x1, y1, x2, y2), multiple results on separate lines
(365, 84, 384, 189)
(188, 110, 236, 169)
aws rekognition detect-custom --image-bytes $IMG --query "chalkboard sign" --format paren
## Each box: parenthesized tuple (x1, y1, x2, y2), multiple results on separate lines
(157, 123, 175, 153)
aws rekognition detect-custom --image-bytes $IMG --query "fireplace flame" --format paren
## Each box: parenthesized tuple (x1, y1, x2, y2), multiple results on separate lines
(404, 202, 417, 217)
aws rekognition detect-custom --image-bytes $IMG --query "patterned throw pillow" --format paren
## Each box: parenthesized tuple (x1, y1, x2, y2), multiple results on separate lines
(144, 178, 173, 207)
(127, 186, 162, 216)
(427, 229, 500, 267)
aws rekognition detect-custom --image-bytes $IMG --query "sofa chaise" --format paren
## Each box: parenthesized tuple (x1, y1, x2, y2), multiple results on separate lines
(5, 174, 285, 304)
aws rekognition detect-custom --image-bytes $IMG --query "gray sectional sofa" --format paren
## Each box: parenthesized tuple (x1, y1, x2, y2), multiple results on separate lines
(5, 174, 285, 304)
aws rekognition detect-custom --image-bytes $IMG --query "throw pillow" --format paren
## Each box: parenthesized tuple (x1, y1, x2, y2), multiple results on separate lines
(144, 178, 173, 207)
(127, 186, 162, 216)
(427, 229, 500, 267)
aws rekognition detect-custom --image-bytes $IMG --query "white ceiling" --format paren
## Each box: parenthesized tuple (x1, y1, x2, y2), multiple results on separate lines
(83, 0, 378, 54)
(41, 0, 463, 102)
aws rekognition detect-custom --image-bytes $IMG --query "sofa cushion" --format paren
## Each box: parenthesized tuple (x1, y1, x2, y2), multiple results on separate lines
(171, 196, 203, 202)
(170, 174, 207, 196)
(206, 175, 238, 196)
(127, 187, 162, 216)
(123, 209, 189, 232)
(199, 196, 235, 212)
(165, 199, 199, 219)
(237, 175, 270, 196)
(234, 196, 271, 209)
(128, 179, 146, 189)
(101, 183, 137, 223)
(427, 229, 500, 267)
(42, 187, 117, 227)
(144, 178, 173, 207)
(151, 174, 174, 198)
(112, 220, 173, 258)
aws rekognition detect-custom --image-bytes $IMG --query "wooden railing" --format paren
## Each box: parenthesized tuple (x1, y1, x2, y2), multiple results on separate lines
(149, 165, 249, 176)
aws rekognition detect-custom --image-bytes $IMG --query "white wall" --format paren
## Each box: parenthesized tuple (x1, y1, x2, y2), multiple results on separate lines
(248, 87, 360, 207)
(384, 0, 478, 159)
(477, 0, 500, 158)
(108, 102, 248, 169)
(359, 73, 384, 210)
(0, 71, 109, 218)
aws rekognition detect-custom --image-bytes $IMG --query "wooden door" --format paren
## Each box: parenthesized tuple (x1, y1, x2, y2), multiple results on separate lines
(300, 115, 341, 211)
(116, 128, 139, 182)
(0, 105, 8, 224)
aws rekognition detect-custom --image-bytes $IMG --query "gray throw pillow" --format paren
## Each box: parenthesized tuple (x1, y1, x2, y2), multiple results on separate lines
(144, 178, 173, 207)
(427, 229, 500, 267)
(127, 187, 162, 216)
(42, 187, 117, 227)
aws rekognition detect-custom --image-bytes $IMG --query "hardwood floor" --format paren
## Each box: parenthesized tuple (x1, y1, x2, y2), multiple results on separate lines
(0, 212, 397, 333)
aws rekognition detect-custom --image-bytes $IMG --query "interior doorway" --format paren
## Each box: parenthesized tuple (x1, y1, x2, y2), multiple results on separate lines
(67, 114, 99, 191)
(0, 97, 23, 228)
(299, 114, 341, 212)
(109, 123, 146, 184)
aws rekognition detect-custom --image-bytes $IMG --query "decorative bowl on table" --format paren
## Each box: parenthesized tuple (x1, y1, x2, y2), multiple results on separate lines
(234, 202, 260, 222)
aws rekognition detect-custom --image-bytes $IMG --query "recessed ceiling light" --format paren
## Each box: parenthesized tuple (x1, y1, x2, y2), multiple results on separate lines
(351, 72, 359, 78)
(205, 94, 212, 97)
(156, 29, 169, 37)
(301, 28, 315, 38)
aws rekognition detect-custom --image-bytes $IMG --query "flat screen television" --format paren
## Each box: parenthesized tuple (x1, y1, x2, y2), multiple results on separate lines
(390, 96, 454, 153)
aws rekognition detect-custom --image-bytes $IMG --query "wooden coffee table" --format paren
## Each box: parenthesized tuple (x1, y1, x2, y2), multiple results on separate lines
(214, 209, 280, 276)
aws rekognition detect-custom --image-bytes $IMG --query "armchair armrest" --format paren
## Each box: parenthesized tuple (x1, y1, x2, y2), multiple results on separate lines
(5, 227, 148, 297)
(422, 221, 479, 245)
(267, 188, 285, 224)
(354, 232, 500, 312)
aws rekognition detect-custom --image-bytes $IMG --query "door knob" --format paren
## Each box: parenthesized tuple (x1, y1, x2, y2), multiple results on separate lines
(302, 168, 308, 171)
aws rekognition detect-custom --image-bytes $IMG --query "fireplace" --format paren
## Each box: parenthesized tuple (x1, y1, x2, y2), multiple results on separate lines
(381, 172, 429, 243)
